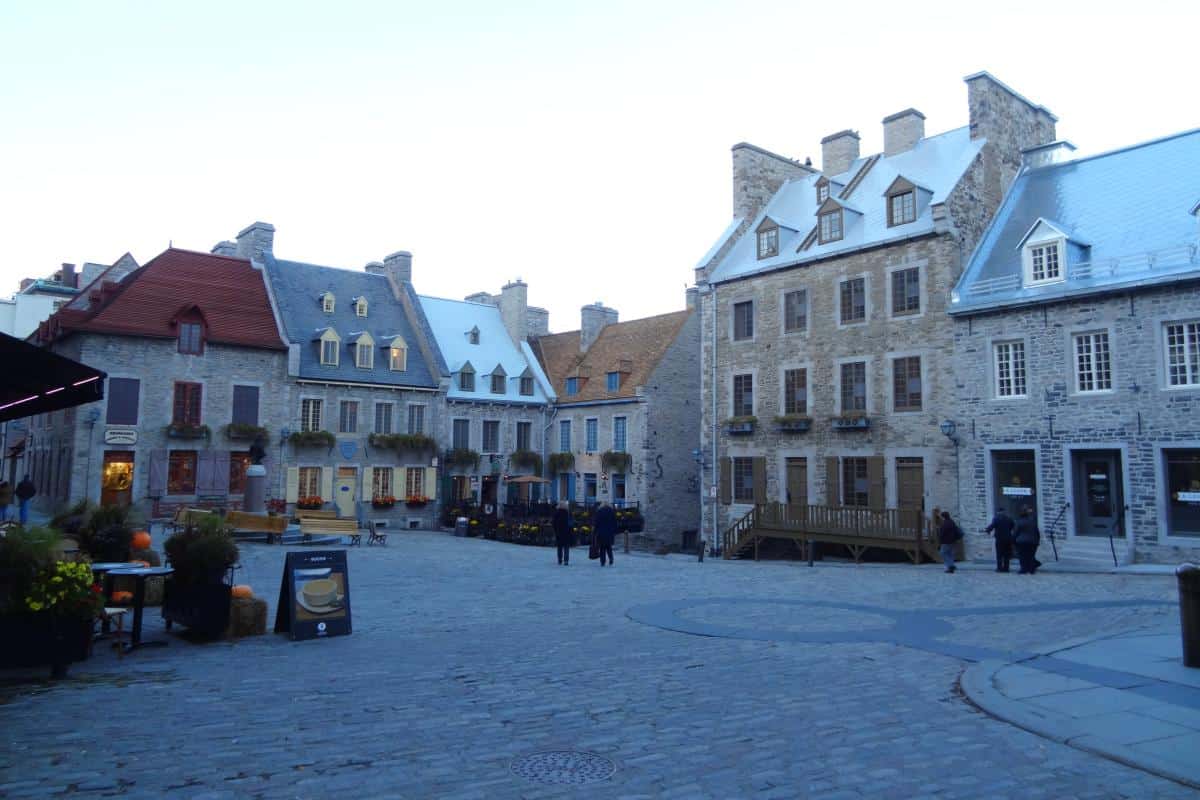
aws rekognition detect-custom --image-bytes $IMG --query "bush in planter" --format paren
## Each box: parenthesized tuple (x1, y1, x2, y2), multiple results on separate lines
(547, 452, 575, 474)
(0, 526, 62, 615)
(508, 449, 542, 475)
(224, 422, 269, 442)
(289, 430, 336, 449)
(162, 516, 237, 637)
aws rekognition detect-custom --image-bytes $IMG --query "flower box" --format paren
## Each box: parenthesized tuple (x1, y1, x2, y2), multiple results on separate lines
(831, 415, 870, 431)
(224, 423, 269, 442)
(775, 415, 812, 433)
(297, 497, 324, 510)
(289, 431, 336, 449)
(166, 423, 211, 440)
(405, 497, 428, 508)
(724, 416, 757, 436)
(372, 501, 395, 510)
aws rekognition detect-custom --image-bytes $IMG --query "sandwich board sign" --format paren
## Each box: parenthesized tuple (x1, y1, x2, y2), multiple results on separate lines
(274, 550, 352, 641)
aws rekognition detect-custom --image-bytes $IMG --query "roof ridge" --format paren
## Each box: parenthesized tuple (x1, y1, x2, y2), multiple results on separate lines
(1028, 127, 1200, 173)
(166, 246, 251, 264)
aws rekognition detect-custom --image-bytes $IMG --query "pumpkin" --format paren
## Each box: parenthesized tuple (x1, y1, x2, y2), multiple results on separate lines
(132, 560, 151, 567)
(231, 584, 253, 599)
(132, 531, 152, 550)
(111, 590, 134, 604)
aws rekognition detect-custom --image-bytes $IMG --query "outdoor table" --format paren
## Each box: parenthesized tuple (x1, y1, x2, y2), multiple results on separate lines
(104, 566, 174, 652)
(91, 562, 141, 636)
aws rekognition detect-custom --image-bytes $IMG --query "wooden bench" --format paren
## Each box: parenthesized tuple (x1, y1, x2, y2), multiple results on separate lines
(299, 517, 361, 546)
(171, 507, 222, 532)
(297, 509, 337, 521)
(225, 511, 289, 543)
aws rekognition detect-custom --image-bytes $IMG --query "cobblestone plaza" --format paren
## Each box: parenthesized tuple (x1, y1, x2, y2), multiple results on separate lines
(0, 534, 1191, 799)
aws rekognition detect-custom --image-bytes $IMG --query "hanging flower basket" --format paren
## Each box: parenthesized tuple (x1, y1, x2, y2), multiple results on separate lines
(547, 452, 575, 473)
(290, 430, 336, 448)
(224, 423, 269, 442)
(601, 451, 632, 473)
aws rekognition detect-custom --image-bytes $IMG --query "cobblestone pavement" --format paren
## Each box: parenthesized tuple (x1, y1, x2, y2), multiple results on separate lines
(0, 533, 1191, 799)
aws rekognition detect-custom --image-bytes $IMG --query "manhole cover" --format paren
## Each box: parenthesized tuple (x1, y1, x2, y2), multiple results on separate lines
(510, 751, 616, 785)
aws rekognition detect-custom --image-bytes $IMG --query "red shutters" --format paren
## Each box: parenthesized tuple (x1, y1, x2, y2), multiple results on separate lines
(173, 382, 202, 425)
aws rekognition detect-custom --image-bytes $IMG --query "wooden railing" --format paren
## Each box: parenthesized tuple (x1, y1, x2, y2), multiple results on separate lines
(721, 505, 760, 555)
(723, 502, 936, 559)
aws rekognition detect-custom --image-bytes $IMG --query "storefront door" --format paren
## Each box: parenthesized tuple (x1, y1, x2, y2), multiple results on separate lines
(100, 451, 134, 507)
(1073, 449, 1123, 536)
(992, 449, 1037, 521)
(334, 467, 357, 518)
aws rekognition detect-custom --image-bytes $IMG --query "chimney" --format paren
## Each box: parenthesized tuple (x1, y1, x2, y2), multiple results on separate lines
(965, 72, 1057, 211)
(527, 307, 550, 337)
(364, 261, 386, 275)
(58, 263, 77, 288)
(1021, 140, 1076, 169)
(731, 142, 814, 221)
(580, 302, 618, 352)
(235, 221, 275, 260)
(19, 278, 33, 292)
(464, 292, 497, 305)
(882, 109, 925, 157)
(498, 279, 529, 345)
(211, 241, 237, 257)
(820, 130, 860, 177)
(686, 286, 699, 310)
(382, 250, 412, 285)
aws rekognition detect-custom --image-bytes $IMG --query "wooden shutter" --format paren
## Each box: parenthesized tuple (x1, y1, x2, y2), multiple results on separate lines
(752, 457, 767, 504)
(212, 451, 231, 496)
(320, 468, 333, 503)
(361, 467, 374, 500)
(866, 456, 885, 509)
(195, 450, 215, 494)
(172, 384, 186, 424)
(106, 378, 139, 425)
(719, 457, 731, 505)
(285, 467, 299, 503)
(825, 457, 841, 506)
(148, 449, 168, 497)
(232, 386, 259, 426)
(425, 467, 437, 500)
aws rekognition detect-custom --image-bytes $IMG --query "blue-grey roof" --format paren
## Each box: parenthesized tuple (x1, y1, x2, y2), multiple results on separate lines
(418, 294, 551, 405)
(952, 128, 1200, 314)
(706, 126, 984, 284)
(263, 255, 438, 387)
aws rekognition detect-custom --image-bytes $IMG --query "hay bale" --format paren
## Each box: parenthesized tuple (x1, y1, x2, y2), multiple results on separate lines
(224, 596, 268, 638)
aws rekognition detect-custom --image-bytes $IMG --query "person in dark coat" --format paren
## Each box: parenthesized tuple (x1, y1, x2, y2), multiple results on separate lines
(985, 508, 1015, 572)
(15, 475, 36, 525)
(593, 502, 618, 567)
(0, 481, 11, 521)
(1013, 507, 1041, 574)
(937, 510, 961, 573)
(552, 501, 573, 566)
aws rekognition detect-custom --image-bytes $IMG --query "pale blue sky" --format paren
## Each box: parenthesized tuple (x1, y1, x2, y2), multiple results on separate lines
(1, 0, 1194, 330)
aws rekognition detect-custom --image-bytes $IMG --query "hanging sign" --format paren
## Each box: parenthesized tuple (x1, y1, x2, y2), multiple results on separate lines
(274, 550, 352, 641)
(104, 428, 137, 445)
(1178, 492, 1200, 503)
(1002, 486, 1033, 496)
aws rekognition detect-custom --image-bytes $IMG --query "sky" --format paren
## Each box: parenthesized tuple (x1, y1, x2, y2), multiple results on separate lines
(1, 0, 1195, 332)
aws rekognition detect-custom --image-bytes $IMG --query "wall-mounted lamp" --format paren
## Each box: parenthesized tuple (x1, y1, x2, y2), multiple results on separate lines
(939, 419, 958, 445)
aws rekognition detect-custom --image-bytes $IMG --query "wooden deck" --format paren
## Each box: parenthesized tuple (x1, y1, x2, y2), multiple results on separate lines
(723, 502, 944, 564)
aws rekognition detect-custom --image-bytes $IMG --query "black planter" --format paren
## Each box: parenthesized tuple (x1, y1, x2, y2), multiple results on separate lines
(0, 615, 92, 676)
(162, 574, 231, 637)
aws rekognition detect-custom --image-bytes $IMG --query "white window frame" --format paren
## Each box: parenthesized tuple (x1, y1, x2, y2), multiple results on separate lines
(612, 416, 627, 452)
(338, 399, 359, 434)
(405, 467, 425, 499)
(372, 466, 393, 499)
(756, 227, 778, 259)
(374, 402, 393, 434)
(389, 344, 407, 371)
(356, 341, 373, 369)
(993, 340, 1028, 399)
(1072, 330, 1114, 394)
(300, 397, 323, 432)
(321, 293, 335, 314)
(355, 297, 368, 317)
(406, 403, 426, 435)
(585, 417, 598, 453)
(299, 466, 322, 498)
(320, 337, 339, 366)
(1163, 319, 1200, 389)
(1023, 236, 1065, 286)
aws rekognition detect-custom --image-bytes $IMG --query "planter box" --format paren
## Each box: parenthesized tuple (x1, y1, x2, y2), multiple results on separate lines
(776, 419, 812, 433)
(831, 416, 870, 431)
(725, 422, 755, 436)
(167, 427, 209, 440)
(0, 615, 92, 672)
(162, 577, 232, 638)
(405, 501, 427, 509)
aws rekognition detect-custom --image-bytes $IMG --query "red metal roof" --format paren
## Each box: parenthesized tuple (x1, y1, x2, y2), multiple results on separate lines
(39, 248, 286, 350)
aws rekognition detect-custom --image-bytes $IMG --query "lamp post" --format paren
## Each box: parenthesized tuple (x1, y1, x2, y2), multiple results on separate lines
(939, 419, 957, 444)
(940, 419, 961, 525)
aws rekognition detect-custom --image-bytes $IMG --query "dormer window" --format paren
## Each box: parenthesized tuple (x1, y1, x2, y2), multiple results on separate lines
(490, 365, 507, 394)
(459, 364, 475, 392)
(755, 220, 779, 260)
(819, 210, 843, 244)
(519, 376, 534, 396)
(388, 338, 407, 371)
(321, 292, 335, 314)
(317, 328, 341, 366)
(607, 371, 620, 391)
(178, 322, 203, 355)
(356, 342, 373, 368)
(888, 190, 916, 226)
(816, 178, 830, 204)
(1026, 241, 1062, 285)
(354, 297, 368, 317)
(566, 377, 579, 396)
(467, 326, 480, 345)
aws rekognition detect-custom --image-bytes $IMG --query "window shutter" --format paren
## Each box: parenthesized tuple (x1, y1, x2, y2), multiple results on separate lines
(425, 467, 437, 500)
(173, 386, 186, 424)
(148, 449, 168, 497)
(361, 467, 374, 501)
(285, 467, 299, 503)
(752, 457, 767, 504)
(195, 450, 215, 494)
(867, 456, 885, 509)
(719, 457, 731, 505)
(106, 378, 139, 425)
(212, 451, 231, 496)
(320, 469, 333, 504)
(825, 457, 841, 506)
(232, 386, 259, 426)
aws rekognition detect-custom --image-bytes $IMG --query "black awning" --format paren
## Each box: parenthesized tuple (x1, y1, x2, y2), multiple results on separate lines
(0, 333, 106, 422)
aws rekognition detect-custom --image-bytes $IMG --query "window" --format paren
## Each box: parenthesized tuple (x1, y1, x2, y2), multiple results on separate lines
(300, 398, 323, 432)
(839, 278, 866, 324)
(491, 373, 505, 394)
(1074, 332, 1112, 393)
(613, 417, 627, 452)
(321, 293, 335, 314)
(733, 373, 754, 417)
(732, 457, 755, 502)
(994, 341, 1028, 398)
(819, 210, 843, 243)
(229, 452, 251, 494)
(178, 322, 203, 355)
(732, 301, 754, 341)
(167, 451, 197, 495)
(841, 457, 869, 507)
(516, 421, 532, 451)
(891, 267, 920, 316)
(606, 372, 620, 391)
(783, 289, 807, 333)
(106, 377, 139, 425)
(1026, 241, 1063, 284)
(1165, 449, 1200, 537)
(840, 362, 867, 413)
(612, 473, 626, 504)
(482, 420, 500, 453)
(892, 356, 923, 411)
(373, 466, 393, 500)
(452, 419, 470, 449)
(389, 345, 406, 371)
(231, 385, 259, 426)
(816, 182, 829, 204)
(299, 466, 321, 498)
(566, 377, 579, 396)
(585, 418, 598, 452)
(520, 376, 534, 396)
(172, 382, 202, 425)
(407, 404, 425, 435)
(1165, 321, 1200, 387)
(888, 191, 916, 226)
(339, 400, 358, 433)
(459, 367, 475, 392)
(321, 339, 339, 366)
(757, 227, 778, 259)
(559, 420, 571, 452)
(783, 368, 807, 415)
(356, 342, 373, 369)
(374, 403, 393, 434)
(355, 297, 368, 317)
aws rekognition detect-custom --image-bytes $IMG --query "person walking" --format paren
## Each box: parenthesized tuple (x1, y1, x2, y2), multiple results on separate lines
(0, 481, 11, 522)
(594, 501, 617, 567)
(15, 475, 36, 525)
(1014, 507, 1042, 574)
(552, 501, 573, 566)
(985, 508, 1015, 572)
(937, 510, 962, 573)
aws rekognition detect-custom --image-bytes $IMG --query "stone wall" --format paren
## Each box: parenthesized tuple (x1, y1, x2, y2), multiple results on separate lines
(548, 402, 645, 507)
(439, 400, 550, 512)
(966, 74, 1057, 214)
(731, 143, 814, 222)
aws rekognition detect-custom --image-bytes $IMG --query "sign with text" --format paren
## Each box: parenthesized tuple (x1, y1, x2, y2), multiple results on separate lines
(104, 427, 138, 445)
(274, 550, 352, 641)
(1002, 486, 1033, 496)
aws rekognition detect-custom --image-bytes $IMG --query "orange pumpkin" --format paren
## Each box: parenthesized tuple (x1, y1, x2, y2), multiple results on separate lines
(132, 560, 151, 567)
(231, 584, 253, 599)
(132, 531, 152, 550)
(111, 590, 134, 604)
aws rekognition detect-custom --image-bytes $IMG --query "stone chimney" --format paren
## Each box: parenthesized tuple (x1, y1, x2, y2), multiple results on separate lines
(821, 130, 860, 177)
(580, 302, 618, 352)
(211, 241, 237, 257)
(527, 307, 550, 337)
(1021, 140, 1076, 169)
(464, 292, 497, 305)
(58, 263, 77, 288)
(686, 286, 699, 310)
(382, 250, 412, 285)
(731, 142, 815, 221)
(965, 72, 1057, 215)
(498, 279, 529, 345)
(882, 109, 925, 157)
(235, 221, 275, 260)
(364, 261, 386, 275)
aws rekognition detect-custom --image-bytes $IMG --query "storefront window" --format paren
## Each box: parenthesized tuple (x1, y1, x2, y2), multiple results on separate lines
(1166, 449, 1200, 537)
(229, 452, 251, 494)
(168, 451, 197, 495)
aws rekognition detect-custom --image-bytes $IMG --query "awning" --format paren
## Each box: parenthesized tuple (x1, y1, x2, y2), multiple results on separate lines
(0, 333, 106, 423)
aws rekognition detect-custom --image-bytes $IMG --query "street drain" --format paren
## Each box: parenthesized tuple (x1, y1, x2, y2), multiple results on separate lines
(510, 751, 616, 785)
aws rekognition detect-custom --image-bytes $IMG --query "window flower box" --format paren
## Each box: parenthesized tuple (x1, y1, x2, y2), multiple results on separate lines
(724, 416, 757, 436)
(547, 452, 575, 473)
(297, 497, 324, 510)
(372, 496, 396, 509)
(600, 451, 632, 473)
(508, 450, 543, 474)
(831, 415, 870, 431)
(775, 415, 812, 433)
(166, 423, 211, 440)
(368, 433, 436, 453)
(289, 430, 336, 449)
(224, 423, 269, 442)
(404, 495, 429, 508)
(444, 449, 481, 471)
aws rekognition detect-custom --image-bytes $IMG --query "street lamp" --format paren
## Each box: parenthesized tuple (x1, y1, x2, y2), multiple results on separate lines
(939, 419, 958, 444)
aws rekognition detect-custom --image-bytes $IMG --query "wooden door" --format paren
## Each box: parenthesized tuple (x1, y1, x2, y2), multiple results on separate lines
(896, 457, 924, 509)
(785, 458, 807, 506)
(334, 467, 357, 518)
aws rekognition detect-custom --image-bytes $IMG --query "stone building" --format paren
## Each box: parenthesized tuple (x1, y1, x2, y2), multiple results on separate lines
(950, 128, 1200, 566)
(694, 72, 1056, 551)
(30, 245, 290, 516)
(531, 297, 701, 546)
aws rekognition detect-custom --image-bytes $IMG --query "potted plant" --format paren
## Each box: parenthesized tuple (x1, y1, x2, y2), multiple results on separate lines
(373, 495, 397, 509)
(405, 495, 429, 508)
(508, 450, 543, 475)
(547, 452, 575, 473)
(162, 516, 238, 637)
(224, 423, 269, 442)
(601, 451, 632, 473)
(166, 423, 211, 440)
(289, 430, 336, 449)
(724, 415, 757, 435)
(368, 433, 437, 453)
(775, 414, 813, 433)
(445, 448, 481, 471)
(297, 496, 324, 510)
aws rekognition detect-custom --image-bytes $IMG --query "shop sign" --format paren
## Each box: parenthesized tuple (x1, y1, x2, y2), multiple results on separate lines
(1002, 486, 1033, 496)
(104, 428, 137, 445)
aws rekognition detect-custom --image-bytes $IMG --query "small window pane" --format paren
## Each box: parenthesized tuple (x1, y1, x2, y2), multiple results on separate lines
(339, 401, 358, 433)
(840, 278, 866, 324)
(733, 374, 754, 417)
(783, 290, 807, 333)
(840, 362, 866, 412)
(891, 268, 920, 316)
(820, 211, 843, 243)
(733, 301, 754, 341)
(559, 420, 571, 452)
(607, 372, 619, 391)
(586, 419, 598, 452)
(842, 457, 869, 507)
(301, 398, 322, 432)
(1074, 332, 1112, 392)
(566, 377, 578, 396)
(783, 368, 807, 415)
(757, 228, 778, 259)
(893, 356, 922, 411)
(1165, 322, 1200, 387)
(482, 420, 500, 453)
(520, 376, 534, 396)
(375, 403, 393, 434)
(407, 405, 425, 435)
(491, 374, 505, 394)
(167, 451, 197, 495)
(994, 342, 1027, 398)
(452, 419, 470, 449)
(733, 457, 755, 502)
(516, 421, 532, 451)
(613, 417, 627, 452)
(460, 370, 475, 392)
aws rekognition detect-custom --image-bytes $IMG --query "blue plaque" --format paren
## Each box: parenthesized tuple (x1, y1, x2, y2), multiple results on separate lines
(339, 439, 358, 459)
